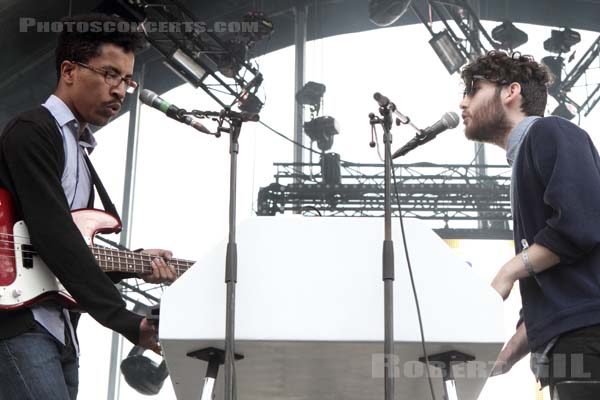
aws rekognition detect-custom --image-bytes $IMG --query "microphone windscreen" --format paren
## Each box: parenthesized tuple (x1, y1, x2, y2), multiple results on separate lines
(139, 89, 157, 105)
(373, 92, 389, 107)
(441, 112, 460, 129)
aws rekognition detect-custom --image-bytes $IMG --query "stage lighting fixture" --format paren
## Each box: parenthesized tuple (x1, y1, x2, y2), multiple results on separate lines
(238, 92, 263, 113)
(429, 30, 467, 75)
(368, 0, 412, 27)
(243, 11, 274, 42)
(321, 152, 341, 185)
(170, 49, 207, 81)
(296, 81, 326, 114)
(543, 28, 581, 54)
(213, 12, 274, 78)
(541, 56, 564, 97)
(491, 22, 528, 50)
(120, 346, 169, 395)
(551, 102, 577, 120)
(304, 116, 340, 152)
(216, 39, 249, 78)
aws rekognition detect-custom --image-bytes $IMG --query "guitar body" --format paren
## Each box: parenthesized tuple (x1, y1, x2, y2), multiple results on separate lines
(0, 189, 17, 288)
(0, 197, 121, 310)
(0, 188, 193, 311)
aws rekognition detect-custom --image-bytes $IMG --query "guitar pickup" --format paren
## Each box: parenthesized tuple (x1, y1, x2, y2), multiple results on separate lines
(21, 244, 34, 269)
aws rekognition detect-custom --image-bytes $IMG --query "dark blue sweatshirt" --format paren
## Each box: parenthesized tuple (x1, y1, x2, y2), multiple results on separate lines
(513, 116, 600, 351)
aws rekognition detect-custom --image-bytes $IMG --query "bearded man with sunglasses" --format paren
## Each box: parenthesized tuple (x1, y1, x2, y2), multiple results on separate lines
(460, 51, 600, 399)
(0, 14, 177, 399)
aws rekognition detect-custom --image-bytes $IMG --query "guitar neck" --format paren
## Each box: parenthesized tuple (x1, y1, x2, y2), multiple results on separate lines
(90, 247, 193, 276)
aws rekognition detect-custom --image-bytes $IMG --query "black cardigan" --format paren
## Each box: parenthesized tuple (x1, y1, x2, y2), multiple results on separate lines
(0, 106, 142, 345)
(513, 116, 600, 351)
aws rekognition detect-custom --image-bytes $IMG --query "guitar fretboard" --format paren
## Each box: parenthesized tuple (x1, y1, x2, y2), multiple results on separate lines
(90, 246, 193, 276)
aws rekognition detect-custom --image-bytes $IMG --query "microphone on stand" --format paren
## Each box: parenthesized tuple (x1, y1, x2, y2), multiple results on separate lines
(139, 89, 212, 135)
(392, 112, 460, 159)
(373, 92, 391, 108)
(373, 92, 410, 124)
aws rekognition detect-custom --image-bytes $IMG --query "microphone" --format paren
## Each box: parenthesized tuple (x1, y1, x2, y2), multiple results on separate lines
(392, 112, 460, 159)
(139, 89, 212, 135)
(373, 92, 410, 124)
(373, 92, 391, 108)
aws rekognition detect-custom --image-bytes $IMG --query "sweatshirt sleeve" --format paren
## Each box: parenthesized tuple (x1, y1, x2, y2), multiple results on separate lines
(530, 117, 600, 264)
(0, 119, 143, 344)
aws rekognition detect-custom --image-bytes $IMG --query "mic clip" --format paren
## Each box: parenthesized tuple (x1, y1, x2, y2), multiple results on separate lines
(174, 108, 189, 122)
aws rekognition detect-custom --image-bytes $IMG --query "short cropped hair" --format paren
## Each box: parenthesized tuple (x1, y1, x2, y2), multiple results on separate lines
(55, 13, 145, 81)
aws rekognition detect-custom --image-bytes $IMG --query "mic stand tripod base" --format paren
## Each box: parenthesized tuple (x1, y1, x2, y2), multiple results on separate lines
(187, 347, 245, 400)
(419, 350, 475, 400)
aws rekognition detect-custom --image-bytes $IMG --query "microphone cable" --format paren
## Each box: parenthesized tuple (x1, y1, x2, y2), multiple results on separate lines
(258, 120, 321, 155)
(241, 118, 438, 398)
(388, 142, 437, 400)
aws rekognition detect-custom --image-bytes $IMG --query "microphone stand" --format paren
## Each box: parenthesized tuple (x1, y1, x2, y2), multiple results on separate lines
(186, 107, 257, 400)
(217, 109, 249, 400)
(369, 102, 396, 400)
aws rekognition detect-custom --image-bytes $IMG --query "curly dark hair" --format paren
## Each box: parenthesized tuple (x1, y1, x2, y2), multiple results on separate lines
(55, 13, 145, 82)
(461, 51, 552, 116)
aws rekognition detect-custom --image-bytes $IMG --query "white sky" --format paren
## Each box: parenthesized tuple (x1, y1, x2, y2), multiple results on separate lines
(74, 20, 600, 400)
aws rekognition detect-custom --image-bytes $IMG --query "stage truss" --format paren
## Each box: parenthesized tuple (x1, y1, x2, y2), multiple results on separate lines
(257, 161, 513, 240)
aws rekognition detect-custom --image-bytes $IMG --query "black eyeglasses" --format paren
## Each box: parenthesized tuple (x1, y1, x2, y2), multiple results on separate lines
(463, 74, 510, 98)
(74, 61, 138, 94)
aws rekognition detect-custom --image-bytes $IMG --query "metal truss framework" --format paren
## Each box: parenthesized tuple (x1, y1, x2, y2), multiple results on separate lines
(555, 35, 600, 118)
(257, 162, 513, 240)
(415, 0, 600, 118)
(114, 0, 264, 110)
(412, 0, 500, 61)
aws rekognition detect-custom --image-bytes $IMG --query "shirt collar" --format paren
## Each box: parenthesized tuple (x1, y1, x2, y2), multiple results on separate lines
(506, 116, 541, 166)
(42, 94, 97, 150)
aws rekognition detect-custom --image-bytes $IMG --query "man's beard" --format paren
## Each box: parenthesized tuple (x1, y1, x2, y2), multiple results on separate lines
(464, 93, 511, 145)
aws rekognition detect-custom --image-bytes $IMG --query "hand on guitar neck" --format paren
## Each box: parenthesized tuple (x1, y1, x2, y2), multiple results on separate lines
(138, 248, 177, 284)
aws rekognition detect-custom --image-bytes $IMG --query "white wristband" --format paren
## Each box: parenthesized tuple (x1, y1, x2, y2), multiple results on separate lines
(521, 239, 542, 288)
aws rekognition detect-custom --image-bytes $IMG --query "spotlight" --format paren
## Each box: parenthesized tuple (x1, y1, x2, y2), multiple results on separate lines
(213, 12, 274, 78)
(368, 0, 412, 27)
(551, 102, 577, 120)
(320, 152, 341, 185)
(120, 346, 169, 395)
(238, 92, 263, 113)
(304, 116, 340, 152)
(491, 22, 528, 50)
(296, 81, 326, 114)
(541, 56, 564, 97)
(217, 40, 249, 78)
(543, 28, 581, 54)
(170, 49, 207, 81)
(429, 30, 467, 75)
(242, 11, 274, 42)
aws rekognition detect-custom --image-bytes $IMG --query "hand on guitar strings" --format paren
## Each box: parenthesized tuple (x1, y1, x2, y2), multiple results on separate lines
(139, 248, 177, 284)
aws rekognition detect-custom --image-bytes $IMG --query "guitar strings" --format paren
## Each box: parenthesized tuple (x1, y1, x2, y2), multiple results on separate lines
(0, 240, 193, 273)
(0, 233, 194, 266)
(0, 236, 193, 263)
(0, 253, 191, 275)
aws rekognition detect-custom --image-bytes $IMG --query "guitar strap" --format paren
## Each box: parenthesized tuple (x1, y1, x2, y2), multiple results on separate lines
(83, 153, 123, 230)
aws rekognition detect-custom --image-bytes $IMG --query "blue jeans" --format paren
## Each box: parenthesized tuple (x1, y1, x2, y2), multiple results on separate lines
(0, 322, 79, 400)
